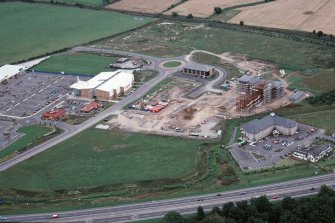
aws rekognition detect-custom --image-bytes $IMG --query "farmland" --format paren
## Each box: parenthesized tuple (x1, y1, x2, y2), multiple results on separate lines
(106, 0, 181, 14)
(229, 0, 335, 35)
(164, 0, 263, 18)
(32, 53, 120, 75)
(0, 2, 155, 65)
(36, 0, 104, 7)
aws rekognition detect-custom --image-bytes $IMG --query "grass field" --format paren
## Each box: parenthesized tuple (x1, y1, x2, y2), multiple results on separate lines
(0, 128, 202, 189)
(32, 53, 120, 75)
(94, 22, 335, 72)
(0, 126, 53, 160)
(162, 61, 182, 68)
(37, 0, 104, 6)
(0, 2, 155, 65)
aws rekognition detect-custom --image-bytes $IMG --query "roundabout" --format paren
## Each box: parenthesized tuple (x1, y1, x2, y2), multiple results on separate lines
(161, 60, 184, 69)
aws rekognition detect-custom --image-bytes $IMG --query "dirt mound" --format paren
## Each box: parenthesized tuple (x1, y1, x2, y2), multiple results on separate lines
(182, 106, 197, 120)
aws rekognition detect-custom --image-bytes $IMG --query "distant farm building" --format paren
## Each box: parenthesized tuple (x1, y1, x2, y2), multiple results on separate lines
(241, 113, 297, 142)
(0, 64, 27, 84)
(70, 70, 134, 101)
(42, 108, 66, 120)
(181, 63, 215, 78)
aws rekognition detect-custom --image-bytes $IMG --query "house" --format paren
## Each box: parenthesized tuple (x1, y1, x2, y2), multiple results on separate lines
(42, 109, 66, 120)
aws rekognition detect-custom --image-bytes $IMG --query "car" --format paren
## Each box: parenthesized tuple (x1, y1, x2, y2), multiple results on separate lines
(0, 216, 7, 220)
(216, 193, 222, 196)
(272, 195, 280, 199)
(51, 214, 59, 219)
(240, 192, 247, 195)
(197, 199, 204, 202)
(310, 188, 315, 191)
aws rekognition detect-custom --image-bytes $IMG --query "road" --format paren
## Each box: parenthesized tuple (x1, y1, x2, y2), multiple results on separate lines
(3, 173, 335, 222)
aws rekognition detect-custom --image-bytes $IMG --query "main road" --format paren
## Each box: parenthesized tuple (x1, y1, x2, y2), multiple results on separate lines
(3, 173, 335, 222)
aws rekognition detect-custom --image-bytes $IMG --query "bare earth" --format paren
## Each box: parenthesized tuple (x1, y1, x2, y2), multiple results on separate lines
(164, 0, 262, 18)
(109, 51, 291, 139)
(106, 0, 181, 14)
(229, 0, 335, 35)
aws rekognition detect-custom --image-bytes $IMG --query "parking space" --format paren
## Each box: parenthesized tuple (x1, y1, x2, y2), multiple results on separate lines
(0, 72, 90, 118)
(230, 124, 324, 170)
(0, 120, 21, 151)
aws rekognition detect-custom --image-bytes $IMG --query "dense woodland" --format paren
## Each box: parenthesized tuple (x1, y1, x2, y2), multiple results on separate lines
(163, 185, 335, 223)
(306, 89, 335, 105)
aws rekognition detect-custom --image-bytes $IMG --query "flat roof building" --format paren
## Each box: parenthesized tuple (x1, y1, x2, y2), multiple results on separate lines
(70, 70, 134, 101)
(182, 63, 215, 78)
(0, 64, 27, 83)
(289, 91, 305, 103)
(242, 113, 298, 142)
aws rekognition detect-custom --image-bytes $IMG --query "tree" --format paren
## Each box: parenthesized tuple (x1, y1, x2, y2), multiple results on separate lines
(240, 21, 244, 26)
(197, 206, 206, 221)
(317, 31, 323, 37)
(318, 185, 335, 197)
(187, 14, 193, 19)
(214, 7, 222, 14)
(164, 211, 184, 223)
(204, 214, 225, 223)
(253, 196, 272, 213)
(281, 197, 297, 211)
(172, 12, 178, 17)
(211, 206, 221, 216)
(312, 30, 316, 34)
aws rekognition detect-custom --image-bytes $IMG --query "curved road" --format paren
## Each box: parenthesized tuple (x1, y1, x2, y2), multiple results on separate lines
(2, 173, 335, 222)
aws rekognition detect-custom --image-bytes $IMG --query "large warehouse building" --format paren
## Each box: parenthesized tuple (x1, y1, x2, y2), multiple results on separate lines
(0, 64, 27, 83)
(70, 70, 134, 101)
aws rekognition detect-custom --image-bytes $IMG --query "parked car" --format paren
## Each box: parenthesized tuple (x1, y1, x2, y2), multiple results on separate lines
(272, 195, 280, 199)
(51, 214, 59, 219)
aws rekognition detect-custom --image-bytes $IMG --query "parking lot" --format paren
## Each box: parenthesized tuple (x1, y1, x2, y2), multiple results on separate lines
(0, 120, 21, 151)
(0, 72, 90, 118)
(230, 124, 325, 170)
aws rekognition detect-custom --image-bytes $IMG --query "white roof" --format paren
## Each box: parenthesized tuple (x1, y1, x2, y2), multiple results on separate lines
(96, 72, 134, 93)
(0, 64, 27, 82)
(70, 71, 118, 90)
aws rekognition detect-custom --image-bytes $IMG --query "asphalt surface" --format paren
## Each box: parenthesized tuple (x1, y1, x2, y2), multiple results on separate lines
(2, 173, 335, 223)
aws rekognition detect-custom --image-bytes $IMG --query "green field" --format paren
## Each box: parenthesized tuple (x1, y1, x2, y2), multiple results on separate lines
(0, 126, 53, 160)
(0, 128, 202, 189)
(0, 2, 155, 65)
(32, 53, 120, 75)
(162, 61, 182, 68)
(37, 0, 105, 7)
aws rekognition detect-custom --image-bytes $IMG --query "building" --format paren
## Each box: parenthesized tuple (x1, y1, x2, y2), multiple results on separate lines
(289, 91, 305, 103)
(80, 101, 101, 113)
(241, 113, 298, 142)
(293, 144, 332, 162)
(0, 64, 27, 83)
(181, 63, 215, 78)
(42, 109, 66, 120)
(236, 75, 284, 111)
(70, 70, 134, 101)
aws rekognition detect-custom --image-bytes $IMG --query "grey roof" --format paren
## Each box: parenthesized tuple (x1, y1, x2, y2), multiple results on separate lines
(309, 145, 332, 158)
(293, 148, 309, 156)
(242, 114, 297, 134)
(289, 91, 305, 101)
(183, 62, 214, 72)
(237, 75, 260, 84)
(271, 81, 283, 88)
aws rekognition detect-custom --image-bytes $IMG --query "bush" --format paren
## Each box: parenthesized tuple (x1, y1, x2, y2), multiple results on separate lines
(172, 12, 178, 17)
(187, 14, 193, 19)
(214, 7, 222, 14)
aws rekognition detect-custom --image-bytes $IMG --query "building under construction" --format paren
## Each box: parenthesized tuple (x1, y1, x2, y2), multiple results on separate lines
(236, 75, 284, 112)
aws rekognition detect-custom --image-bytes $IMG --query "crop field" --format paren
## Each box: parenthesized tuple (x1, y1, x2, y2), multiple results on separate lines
(229, 0, 335, 35)
(32, 53, 120, 75)
(106, 0, 181, 14)
(36, 0, 104, 7)
(164, 0, 263, 18)
(0, 2, 155, 65)
(0, 126, 52, 160)
(0, 128, 202, 189)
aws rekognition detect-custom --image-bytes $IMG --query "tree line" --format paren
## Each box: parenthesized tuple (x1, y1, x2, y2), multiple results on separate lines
(163, 185, 335, 223)
(306, 89, 335, 105)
